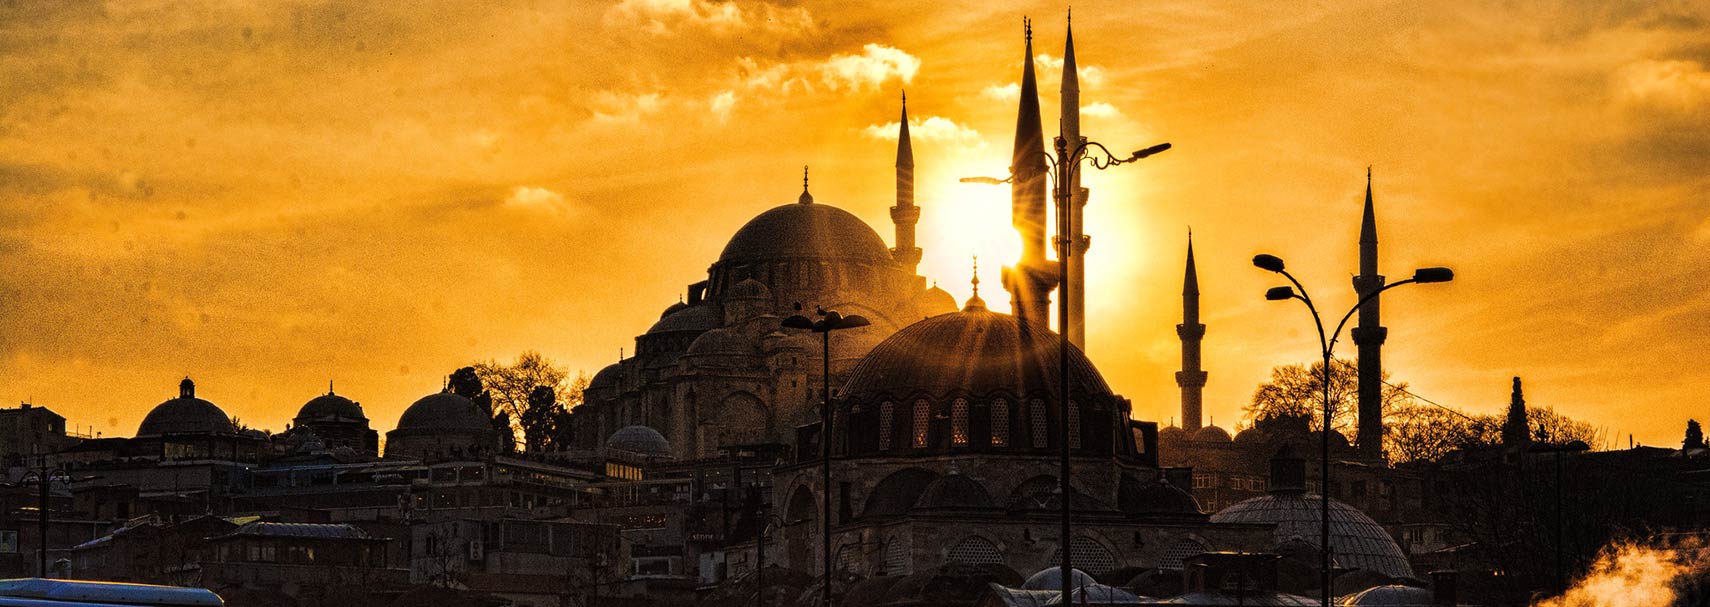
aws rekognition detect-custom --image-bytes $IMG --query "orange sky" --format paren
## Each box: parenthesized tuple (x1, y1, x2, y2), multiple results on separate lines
(2, 1, 1706, 449)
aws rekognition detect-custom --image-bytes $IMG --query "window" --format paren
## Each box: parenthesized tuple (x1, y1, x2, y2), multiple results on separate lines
(1131, 427, 1145, 454)
(1194, 473, 1212, 489)
(951, 399, 969, 446)
(879, 402, 894, 450)
(1029, 399, 1048, 448)
(884, 537, 910, 576)
(1045, 536, 1118, 575)
(912, 399, 929, 448)
(991, 399, 1010, 447)
(1159, 538, 1210, 571)
(1068, 400, 1082, 449)
(946, 536, 1004, 566)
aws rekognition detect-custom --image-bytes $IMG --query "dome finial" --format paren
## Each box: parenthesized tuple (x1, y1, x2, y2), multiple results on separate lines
(798, 165, 814, 204)
(963, 255, 987, 311)
(179, 376, 195, 399)
(328, 379, 334, 395)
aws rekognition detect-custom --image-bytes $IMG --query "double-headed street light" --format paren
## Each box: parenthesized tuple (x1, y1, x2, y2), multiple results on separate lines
(1252, 253, 1452, 605)
(781, 306, 869, 607)
(966, 137, 1170, 606)
(19, 457, 71, 578)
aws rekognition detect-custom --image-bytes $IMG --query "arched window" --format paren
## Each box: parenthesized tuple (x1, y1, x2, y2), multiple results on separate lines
(1046, 536, 1119, 575)
(884, 536, 911, 576)
(1131, 426, 1146, 454)
(912, 399, 930, 448)
(951, 399, 969, 446)
(991, 399, 1010, 447)
(946, 536, 1004, 566)
(879, 401, 894, 450)
(1029, 399, 1048, 448)
(1159, 538, 1210, 571)
(1069, 400, 1082, 449)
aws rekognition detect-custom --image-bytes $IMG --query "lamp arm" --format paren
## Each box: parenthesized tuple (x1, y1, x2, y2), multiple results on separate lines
(1327, 278, 1420, 355)
(1278, 269, 1330, 357)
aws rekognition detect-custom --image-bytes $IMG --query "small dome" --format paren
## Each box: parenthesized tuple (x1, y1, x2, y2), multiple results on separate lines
(1311, 430, 1353, 450)
(914, 474, 996, 510)
(1210, 493, 1413, 578)
(137, 378, 237, 437)
(1338, 585, 1434, 606)
(1234, 426, 1269, 445)
(1119, 478, 1201, 516)
(660, 301, 689, 319)
(1192, 425, 1232, 443)
(607, 425, 670, 457)
(1158, 426, 1188, 442)
(687, 328, 759, 357)
(296, 391, 364, 421)
(919, 285, 956, 315)
(396, 392, 490, 432)
(647, 303, 720, 335)
(717, 202, 894, 265)
(1022, 567, 1095, 591)
(727, 278, 771, 300)
(589, 363, 624, 389)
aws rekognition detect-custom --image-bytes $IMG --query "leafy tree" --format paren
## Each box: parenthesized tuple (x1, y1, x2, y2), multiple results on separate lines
(448, 365, 510, 452)
(520, 385, 559, 452)
(474, 351, 567, 426)
(1244, 358, 1411, 444)
(1684, 419, 1705, 450)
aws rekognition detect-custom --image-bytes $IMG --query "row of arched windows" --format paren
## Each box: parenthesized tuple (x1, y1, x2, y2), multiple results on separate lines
(850, 396, 1115, 455)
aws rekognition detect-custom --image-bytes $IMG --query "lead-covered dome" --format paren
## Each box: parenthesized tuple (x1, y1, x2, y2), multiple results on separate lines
(839, 308, 1111, 403)
(717, 202, 893, 265)
(138, 378, 237, 437)
(1210, 494, 1413, 578)
(607, 425, 671, 457)
(396, 392, 490, 432)
(296, 391, 364, 421)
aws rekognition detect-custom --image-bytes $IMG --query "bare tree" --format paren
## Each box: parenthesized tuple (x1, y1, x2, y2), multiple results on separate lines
(1244, 359, 1410, 441)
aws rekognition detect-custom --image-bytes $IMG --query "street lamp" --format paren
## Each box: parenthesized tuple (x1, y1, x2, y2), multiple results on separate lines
(1252, 253, 1452, 605)
(966, 137, 1170, 606)
(781, 306, 869, 607)
(753, 509, 785, 607)
(19, 457, 71, 578)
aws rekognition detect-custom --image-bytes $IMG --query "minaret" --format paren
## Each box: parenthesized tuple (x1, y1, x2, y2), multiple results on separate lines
(1503, 377, 1530, 446)
(1350, 169, 1388, 459)
(1061, 11, 1092, 349)
(890, 92, 922, 273)
(1175, 232, 1207, 431)
(1001, 17, 1058, 328)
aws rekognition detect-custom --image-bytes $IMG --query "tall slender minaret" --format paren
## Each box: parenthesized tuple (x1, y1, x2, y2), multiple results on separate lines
(1001, 17, 1058, 328)
(891, 92, 922, 273)
(1061, 11, 1091, 349)
(1175, 232, 1207, 431)
(1351, 169, 1388, 459)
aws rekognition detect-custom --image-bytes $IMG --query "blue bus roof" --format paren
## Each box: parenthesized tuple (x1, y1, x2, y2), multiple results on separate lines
(0, 579, 223, 607)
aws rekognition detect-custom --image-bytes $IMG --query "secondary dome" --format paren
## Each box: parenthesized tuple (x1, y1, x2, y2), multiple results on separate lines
(1210, 493, 1413, 578)
(647, 303, 720, 335)
(138, 378, 237, 437)
(687, 328, 758, 357)
(396, 392, 490, 432)
(1022, 567, 1095, 591)
(1192, 425, 1232, 443)
(839, 308, 1111, 403)
(717, 202, 893, 265)
(607, 425, 670, 457)
(296, 390, 364, 421)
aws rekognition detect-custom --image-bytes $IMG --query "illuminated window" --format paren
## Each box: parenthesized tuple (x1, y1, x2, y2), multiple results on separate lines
(951, 399, 969, 446)
(1029, 399, 1048, 448)
(912, 399, 930, 448)
(879, 402, 894, 450)
(991, 399, 1010, 447)
(1068, 400, 1082, 449)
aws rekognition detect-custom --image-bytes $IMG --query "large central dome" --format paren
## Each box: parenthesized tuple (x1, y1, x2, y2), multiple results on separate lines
(839, 308, 1112, 403)
(717, 202, 893, 265)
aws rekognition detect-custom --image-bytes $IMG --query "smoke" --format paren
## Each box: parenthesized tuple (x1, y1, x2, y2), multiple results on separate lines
(1532, 537, 1709, 607)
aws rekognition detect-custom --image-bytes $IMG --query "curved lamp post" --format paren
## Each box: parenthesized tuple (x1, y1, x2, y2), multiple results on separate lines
(781, 307, 869, 607)
(1252, 253, 1452, 605)
(965, 139, 1170, 605)
(19, 458, 71, 578)
(754, 511, 785, 607)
